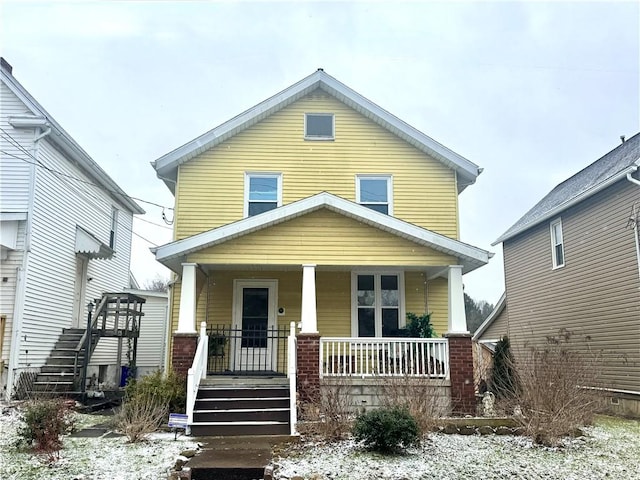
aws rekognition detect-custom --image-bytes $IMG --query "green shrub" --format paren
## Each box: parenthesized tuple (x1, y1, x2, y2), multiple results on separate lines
(489, 336, 519, 399)
(124, 369, 186, 413)
(353, 407, 420, 453)
(17, 398, 73, 461)
(405, 312, 435, 338)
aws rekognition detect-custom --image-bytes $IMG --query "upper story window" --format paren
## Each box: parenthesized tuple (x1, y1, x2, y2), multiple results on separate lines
(109, 208, 118, 249)
(550, 218, 565, 268)
(352, 272, 404, 337)
(356, 175, 393, 215)
(245, 173, 282, 217)
(305, 113, 334, 140)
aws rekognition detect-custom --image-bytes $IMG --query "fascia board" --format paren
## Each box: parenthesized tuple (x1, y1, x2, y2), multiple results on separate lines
(492, 166, 637, 246)
(155, 192, 491, 273)
(152, 71, 480, 188)
(3, 80, 145, 215)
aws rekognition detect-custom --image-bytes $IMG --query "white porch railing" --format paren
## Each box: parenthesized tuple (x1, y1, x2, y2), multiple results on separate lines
(186, 322, 208, 434)
(320, 337, 449, 379)
(287, 321, 297, 435)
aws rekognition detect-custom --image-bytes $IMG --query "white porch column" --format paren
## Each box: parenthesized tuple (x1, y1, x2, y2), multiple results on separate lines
(447, 265, 469, 334)
(177, 262, 198, 334)
(300, 264, 318, 334)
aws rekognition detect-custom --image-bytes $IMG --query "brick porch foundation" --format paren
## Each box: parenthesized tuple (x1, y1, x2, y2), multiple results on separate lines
(445, 333, 476, 415)
(296, 333, 320, 404)
(171, 333, 198, 377)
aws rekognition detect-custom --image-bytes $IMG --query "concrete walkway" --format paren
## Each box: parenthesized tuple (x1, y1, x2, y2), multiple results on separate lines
(187, 435, 296, 480)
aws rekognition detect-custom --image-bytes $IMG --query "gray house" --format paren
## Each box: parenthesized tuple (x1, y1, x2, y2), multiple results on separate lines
(490, 133, 640, 417)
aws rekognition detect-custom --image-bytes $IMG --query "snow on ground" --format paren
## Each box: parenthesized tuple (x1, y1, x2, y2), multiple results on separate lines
(0, 405, 200, 480)
(2, 403, 638, 480)
(272, 416, 640, 480)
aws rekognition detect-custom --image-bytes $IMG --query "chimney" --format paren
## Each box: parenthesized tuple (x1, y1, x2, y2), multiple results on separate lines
(1, 57, 13, 74)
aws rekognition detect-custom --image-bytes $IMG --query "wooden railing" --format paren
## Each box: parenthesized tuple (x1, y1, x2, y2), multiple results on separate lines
(186, 322, 208, 433)
(320, 337, 449, 378)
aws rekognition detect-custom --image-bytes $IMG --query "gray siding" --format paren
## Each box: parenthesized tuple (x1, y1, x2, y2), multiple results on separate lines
(503, 179, 640, 393)
(134, 292, 168, 374)
(482, 303, 509, 341)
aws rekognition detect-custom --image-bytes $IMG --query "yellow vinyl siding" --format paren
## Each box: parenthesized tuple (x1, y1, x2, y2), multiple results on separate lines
(189, 209, 456, 267)
(175, 92, 459, 240)
(168, 269, 448, 343)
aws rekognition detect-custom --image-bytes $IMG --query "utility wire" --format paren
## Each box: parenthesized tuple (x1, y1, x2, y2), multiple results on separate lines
(0, 127, 174, 211)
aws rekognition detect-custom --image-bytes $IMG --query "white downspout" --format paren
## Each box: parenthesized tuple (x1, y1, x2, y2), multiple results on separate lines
(626, 166, 640, 281)
(6, 126, 51, 400)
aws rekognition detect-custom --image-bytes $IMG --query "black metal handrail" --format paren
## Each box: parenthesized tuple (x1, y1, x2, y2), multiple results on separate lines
(206, 324, 290, 375)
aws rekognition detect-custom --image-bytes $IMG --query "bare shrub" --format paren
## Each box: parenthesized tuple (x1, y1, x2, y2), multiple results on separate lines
(379, 376, 448, 433)
(115, 391, 168, 443)
(17, 398, 74, 463)
(503, 335, 604, 446)
(299, 378, 355, 440)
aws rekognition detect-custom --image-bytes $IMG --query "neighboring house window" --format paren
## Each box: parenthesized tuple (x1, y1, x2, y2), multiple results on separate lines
(304, 113, 334, 140)
(245, 173, 282, 217)
(356, 175, 393, 214)
(109, 208, 118, 249)
(353, 272, 403, 337)
(550, 218, 565, 268)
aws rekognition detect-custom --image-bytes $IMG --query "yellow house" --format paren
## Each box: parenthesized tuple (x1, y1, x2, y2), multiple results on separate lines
(152, 70, 491, 434)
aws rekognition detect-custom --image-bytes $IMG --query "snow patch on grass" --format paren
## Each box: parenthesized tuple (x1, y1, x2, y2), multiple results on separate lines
(1, 404, 199, 480)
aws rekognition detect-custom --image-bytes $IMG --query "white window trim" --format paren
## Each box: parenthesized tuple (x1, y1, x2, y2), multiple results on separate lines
(350, 270, 405, 337)
(356, 174, 393, 215)
(550, 218, 565, 269)
(304, 113, 335, 140)
(244, 172, 283, 218)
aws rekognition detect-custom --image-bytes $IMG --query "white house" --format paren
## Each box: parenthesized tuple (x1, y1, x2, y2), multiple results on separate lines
(0, 58, 145, 399)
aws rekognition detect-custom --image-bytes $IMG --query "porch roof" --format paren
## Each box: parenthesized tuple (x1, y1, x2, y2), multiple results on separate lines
(153, 192, 492, 274)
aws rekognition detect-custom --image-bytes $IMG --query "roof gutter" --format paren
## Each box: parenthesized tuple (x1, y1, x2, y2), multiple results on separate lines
(493, 164, 640, 245)
(626, 165, 640, 187)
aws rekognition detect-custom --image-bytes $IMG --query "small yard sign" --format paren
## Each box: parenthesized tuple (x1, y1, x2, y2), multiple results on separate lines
(168, 413, 188, 439)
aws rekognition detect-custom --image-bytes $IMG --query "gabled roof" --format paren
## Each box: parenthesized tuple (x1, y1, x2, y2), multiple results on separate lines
(494, 133, 640, 245)
(152, 192, 492, 273)
(152, 69, 481, 194)
(0, 58, 144, 215)
(472, 292, 506, 341)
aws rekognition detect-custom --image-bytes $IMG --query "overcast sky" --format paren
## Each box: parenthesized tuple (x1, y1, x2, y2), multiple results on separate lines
(2, 1, 638, 306)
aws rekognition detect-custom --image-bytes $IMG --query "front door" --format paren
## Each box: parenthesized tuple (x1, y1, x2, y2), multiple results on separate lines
(232, 279, 278, 372)
(72, 255, 88, 328)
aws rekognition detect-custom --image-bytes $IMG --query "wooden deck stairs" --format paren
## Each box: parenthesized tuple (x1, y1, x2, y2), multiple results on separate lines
(26, 292, 145, 397)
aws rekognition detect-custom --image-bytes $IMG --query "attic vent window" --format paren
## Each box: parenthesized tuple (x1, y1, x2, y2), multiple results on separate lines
(305, 113, 334, 140)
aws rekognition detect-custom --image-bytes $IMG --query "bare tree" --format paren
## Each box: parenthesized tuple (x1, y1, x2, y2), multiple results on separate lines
(143, 275, 170, 292)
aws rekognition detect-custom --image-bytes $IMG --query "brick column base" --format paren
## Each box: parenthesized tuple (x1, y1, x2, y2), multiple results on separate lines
(444, 333, 476, 416)
(296, 333, 320, 404)
(171, 333, 198, 377)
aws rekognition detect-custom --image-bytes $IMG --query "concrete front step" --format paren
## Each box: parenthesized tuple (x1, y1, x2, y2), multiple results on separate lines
(197, 387, 289, 399)
(195, 397, 289, 410)
(190, 421, 290, 437)
(194, 408, 290, 423)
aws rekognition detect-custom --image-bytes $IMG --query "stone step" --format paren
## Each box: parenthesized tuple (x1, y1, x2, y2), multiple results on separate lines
(189, 421, 290, 437)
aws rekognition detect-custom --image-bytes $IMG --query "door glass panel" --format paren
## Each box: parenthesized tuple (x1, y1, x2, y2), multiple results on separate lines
(242, 288, 268, 348)
(358, 308, 375, 337)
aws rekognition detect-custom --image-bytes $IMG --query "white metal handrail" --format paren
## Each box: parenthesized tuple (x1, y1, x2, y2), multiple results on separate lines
(320, 337, 449, 379)
(186, 322, 208, 434)
(287, 321, 297, 435)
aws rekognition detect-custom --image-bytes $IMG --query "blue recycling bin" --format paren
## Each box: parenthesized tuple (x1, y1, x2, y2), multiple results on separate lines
(120, 366, 137, 387)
